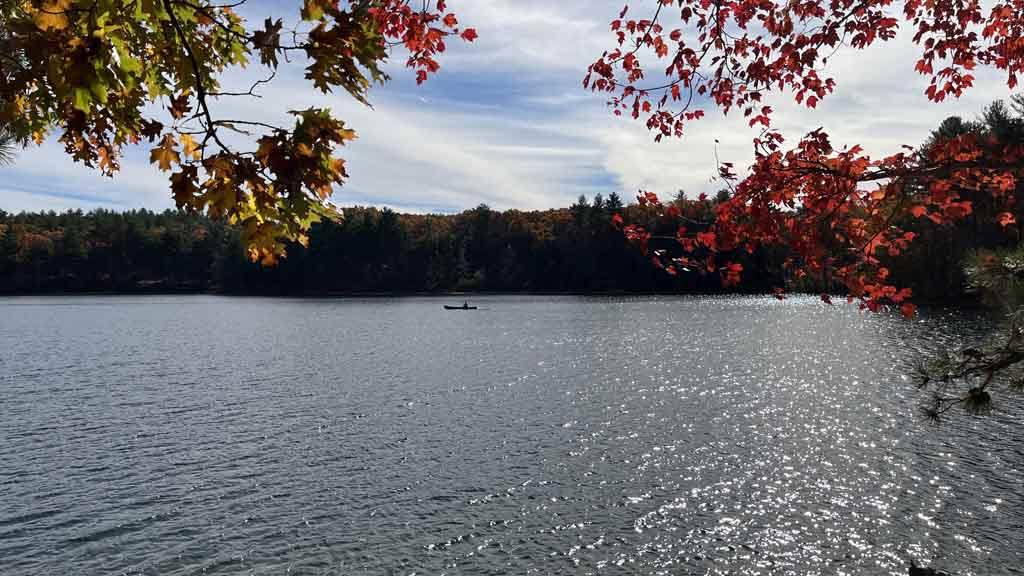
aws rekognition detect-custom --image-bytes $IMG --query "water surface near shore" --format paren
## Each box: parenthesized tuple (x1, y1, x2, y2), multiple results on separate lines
(1, 295, 1021, 575)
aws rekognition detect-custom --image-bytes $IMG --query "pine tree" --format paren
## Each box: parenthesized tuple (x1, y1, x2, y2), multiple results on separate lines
(605, 192, 624, 214)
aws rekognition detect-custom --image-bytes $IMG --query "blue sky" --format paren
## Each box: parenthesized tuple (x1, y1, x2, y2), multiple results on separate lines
(0, 0, 1016, 214)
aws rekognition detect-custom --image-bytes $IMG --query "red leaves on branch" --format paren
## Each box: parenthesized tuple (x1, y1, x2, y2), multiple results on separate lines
(589, 0, 1024, 138)
(721, 262, 743, 286)
(597, 0, 1024, 316)
(696, 230, 717, 251)
(369, 1, 476, 85)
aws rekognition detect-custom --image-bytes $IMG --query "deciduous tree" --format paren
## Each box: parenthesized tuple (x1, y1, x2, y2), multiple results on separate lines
(589, 0, 1024, 415)
(0, 0, 474, 263)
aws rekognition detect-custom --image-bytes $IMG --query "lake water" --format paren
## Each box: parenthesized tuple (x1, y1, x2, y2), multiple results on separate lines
(1, 295, 1022, 575)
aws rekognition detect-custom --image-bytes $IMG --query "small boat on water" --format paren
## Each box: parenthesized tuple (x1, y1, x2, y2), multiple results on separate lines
(444, 302, 477, 310)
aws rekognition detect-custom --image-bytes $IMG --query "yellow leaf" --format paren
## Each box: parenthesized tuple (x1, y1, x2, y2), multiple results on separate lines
(180, 133, 201, 160)
(150, 134, 180, 171)
(33, 0, 72, 31)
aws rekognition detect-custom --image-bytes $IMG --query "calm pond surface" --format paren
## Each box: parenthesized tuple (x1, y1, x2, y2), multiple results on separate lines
(1, 295, 1022, 575)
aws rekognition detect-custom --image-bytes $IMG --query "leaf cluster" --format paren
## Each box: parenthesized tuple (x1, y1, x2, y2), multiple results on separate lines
(0, 0, 475, 263)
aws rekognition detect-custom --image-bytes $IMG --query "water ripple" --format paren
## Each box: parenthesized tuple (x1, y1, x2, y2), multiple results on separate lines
(0, 295, 1021, 575)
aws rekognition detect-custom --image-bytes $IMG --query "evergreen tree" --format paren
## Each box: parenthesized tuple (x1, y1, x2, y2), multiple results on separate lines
(570, 195, 590, 226)
(605, 192, 624, 214)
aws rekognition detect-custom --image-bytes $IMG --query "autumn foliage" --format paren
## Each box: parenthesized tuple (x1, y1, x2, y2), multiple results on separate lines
(4, 0, 1024, 317)
(588, 0, 1024, 315)
(0, 0, 474, 264)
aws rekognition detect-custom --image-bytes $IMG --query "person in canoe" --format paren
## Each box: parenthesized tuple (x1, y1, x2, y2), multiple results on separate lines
(444, 301, 477, 310)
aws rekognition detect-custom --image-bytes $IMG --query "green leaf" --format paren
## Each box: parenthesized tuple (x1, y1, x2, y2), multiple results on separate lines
(90, 79, 108, 104)
(302, 0, 327, 21)
(117, 49, 142, 76)
(72, 87, 92, 113)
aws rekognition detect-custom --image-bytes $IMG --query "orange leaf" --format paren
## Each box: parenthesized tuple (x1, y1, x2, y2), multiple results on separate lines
(150, 134, 180, 172)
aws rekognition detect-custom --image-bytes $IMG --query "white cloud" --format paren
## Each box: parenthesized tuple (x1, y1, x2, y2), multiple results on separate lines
(438, 1, 619, 74)
(0, 140, 172, 213)
(0, 187, 119, 213)
(1, 1, 1018, 214)
(564, 16, 1017, 200)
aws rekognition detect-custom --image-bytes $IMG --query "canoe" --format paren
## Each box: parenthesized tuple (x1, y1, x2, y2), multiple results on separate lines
(444, 305, 478, 310)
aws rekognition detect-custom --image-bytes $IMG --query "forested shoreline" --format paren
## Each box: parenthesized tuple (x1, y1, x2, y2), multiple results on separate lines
(3, 100, 1022, 301)
(0, 187, 1005, 301)
(0, 192, 778, 296)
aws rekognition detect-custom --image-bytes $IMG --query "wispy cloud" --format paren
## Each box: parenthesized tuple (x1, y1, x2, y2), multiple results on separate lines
(0, 1, 1016, 214)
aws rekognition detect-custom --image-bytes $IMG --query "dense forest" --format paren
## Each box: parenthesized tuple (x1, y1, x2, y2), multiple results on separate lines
(0, 191, 778, 295)
(1, 100, 1022, 300)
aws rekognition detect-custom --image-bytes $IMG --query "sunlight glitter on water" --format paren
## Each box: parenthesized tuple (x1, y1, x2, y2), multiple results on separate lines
(0, 295, 1021, 575)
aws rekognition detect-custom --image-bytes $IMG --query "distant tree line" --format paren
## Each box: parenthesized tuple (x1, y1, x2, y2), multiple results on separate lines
(0, 192, 778, 295)
(1, 99, 1021, 300)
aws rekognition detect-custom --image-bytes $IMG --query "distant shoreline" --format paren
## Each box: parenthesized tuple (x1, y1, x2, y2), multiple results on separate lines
(0, 288, 984, 307)
(0, 288, 766, 297)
